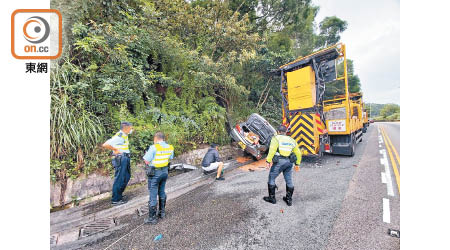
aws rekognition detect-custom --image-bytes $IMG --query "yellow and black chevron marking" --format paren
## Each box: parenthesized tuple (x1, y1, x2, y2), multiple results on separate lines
(288, 112, 317, 154)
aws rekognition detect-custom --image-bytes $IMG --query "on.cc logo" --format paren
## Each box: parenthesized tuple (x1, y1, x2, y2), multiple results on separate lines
(11, 9, 62, 59)
(23, 16, 50, 44)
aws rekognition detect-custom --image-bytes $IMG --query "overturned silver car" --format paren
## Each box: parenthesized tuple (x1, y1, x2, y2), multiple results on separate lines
(230, 113, 277, 160)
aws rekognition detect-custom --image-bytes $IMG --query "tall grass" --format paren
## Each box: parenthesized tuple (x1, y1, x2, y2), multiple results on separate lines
(50, 94, 104, 160)
(50, 62, 104, 169)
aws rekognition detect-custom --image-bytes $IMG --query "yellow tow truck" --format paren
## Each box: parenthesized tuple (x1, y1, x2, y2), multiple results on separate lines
(323, 92, 364, 155)
(277, 43, 364, 156)
(362, 102, 369, 133)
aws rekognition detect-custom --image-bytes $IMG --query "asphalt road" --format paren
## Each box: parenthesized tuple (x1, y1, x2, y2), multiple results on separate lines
(381, 122, 400, 154)
(379, 122, 400, 173)
(77, 123, 400, 250)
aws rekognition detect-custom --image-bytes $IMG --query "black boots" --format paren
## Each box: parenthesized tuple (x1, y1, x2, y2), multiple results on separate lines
(145, 198, 167, 224)
(263, 184, 277, 204)
(144, 205, 158, 224)
(158, 198, 166, 219)
(263, 184, 294, 206)
(283, 185, 294, 206)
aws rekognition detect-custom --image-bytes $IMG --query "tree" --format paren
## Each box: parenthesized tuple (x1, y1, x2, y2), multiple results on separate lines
(365, 103, 385, 117)
(316, 16, 347, 48)
(267, 32, 293, 52)
(380, 104, 400, 118)
(228, 0, 259, 24)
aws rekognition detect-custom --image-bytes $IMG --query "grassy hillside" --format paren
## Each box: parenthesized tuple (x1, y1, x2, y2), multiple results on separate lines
(366, 103, 400, 120)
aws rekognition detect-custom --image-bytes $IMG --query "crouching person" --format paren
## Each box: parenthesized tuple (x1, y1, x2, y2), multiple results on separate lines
(143, 132, 174, 224)
(201, 143, 225, 181)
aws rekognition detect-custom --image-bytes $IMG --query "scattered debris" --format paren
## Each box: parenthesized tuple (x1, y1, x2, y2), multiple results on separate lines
(236, 157, 252, 163)
(314, 163, 322, 168)
(136, 205, 149, 217)
(154, 234, 163, 242)
(388, 229, 400, 238)
(50, 234, 58, 246)
(239, 159, 267, 172)
(169, 163, 197, 172)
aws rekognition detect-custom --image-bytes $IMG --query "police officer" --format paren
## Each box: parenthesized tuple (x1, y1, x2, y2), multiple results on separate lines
(143, 131, 174, 224)
(102, 121, 133, 206)
(263, 125, 302, 206)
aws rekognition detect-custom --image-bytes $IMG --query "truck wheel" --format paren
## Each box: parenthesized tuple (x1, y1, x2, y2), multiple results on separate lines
(349, 134, 355, 156)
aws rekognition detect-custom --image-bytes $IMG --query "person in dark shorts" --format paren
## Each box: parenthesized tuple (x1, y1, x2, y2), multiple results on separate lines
(201, 143, 225, 180)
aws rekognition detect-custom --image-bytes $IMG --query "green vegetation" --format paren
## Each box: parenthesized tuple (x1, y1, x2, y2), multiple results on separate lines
(50, 0, 351, 183)
(365, 103, 400, 121)
(379, 104, 400, 120)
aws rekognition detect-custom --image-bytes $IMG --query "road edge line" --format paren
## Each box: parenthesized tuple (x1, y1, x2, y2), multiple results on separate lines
(383, 198, 391, 223)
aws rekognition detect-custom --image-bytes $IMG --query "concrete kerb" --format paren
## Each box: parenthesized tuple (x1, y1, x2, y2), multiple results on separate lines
(51, 158, 253, 247)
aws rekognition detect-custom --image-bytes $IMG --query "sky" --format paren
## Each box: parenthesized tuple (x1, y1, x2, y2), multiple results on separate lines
(312, 0, 400, 104)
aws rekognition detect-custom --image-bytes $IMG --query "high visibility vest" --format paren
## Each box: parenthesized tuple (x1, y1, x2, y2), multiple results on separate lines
(152, 143, 174, 168)
(114, 131, 129, 152)
(275, 135, 296, 157)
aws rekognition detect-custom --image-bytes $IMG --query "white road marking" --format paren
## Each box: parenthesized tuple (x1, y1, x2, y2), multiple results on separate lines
(380, 149, 395, 197)
(383, 198, 391, 223)
(381, 172, 387, 184)
(380, 127, 392, 224)
(103, 223, 145, 250)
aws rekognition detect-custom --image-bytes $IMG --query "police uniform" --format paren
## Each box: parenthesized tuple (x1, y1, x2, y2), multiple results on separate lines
(143, 141, 174, 224)
(105, 130, 131, 203)
(263, 134, 302, 206)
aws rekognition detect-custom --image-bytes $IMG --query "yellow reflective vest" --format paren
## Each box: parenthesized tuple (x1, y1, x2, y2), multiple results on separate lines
(266, 134, 302, 165)
(113, 131, 129, 152)
(152, 143, 174, 168)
